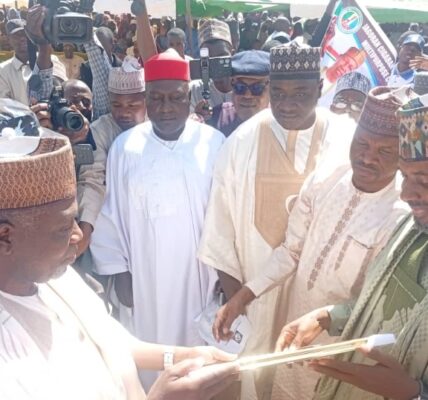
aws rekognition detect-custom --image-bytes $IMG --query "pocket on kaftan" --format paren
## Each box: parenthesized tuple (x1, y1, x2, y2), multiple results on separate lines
(333, 235, 373, 299)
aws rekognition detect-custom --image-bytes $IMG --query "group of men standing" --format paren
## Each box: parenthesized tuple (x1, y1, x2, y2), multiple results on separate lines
(2, 3, 428, 400)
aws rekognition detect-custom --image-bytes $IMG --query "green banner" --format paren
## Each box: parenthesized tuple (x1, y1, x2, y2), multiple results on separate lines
(177, 0, 428, 23)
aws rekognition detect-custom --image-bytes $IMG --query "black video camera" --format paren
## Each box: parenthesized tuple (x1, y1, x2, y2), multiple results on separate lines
(33, 0, 94, 44)
(189, 48, 232, 100)
(43, 87, 85, 132)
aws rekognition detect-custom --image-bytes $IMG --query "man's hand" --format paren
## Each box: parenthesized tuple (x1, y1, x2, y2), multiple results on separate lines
(147, 358, 240, 400)
(30, 102, 53, 129)
(186, 346, 237, 366)
(194, 100, 212, 122)
(309, 346, 420, 400)
(212, 287, 255, 342)
(26, 5, 48, 43)
(114, 271, 133, 308)
(188, 113, 206, 123)
(76, 221, 93, 257)
(410, 55, 428, 71)
(275, 307, 331, 352)
(57, 107, 90, 145)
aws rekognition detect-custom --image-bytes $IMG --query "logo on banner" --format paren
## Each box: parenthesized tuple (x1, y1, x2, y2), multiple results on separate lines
(337, 7, 363, 34)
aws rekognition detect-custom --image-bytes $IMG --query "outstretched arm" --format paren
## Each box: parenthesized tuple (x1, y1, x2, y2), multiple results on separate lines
(133, 0, 157, 62)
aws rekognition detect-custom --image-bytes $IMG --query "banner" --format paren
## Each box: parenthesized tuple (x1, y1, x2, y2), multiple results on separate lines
(146, 0, 176, 18)
(320, 0, 396, 105)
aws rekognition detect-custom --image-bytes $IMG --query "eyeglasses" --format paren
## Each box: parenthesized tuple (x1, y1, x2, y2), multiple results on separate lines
(232, 81, 269, 96)
(331, 96, 364, 113)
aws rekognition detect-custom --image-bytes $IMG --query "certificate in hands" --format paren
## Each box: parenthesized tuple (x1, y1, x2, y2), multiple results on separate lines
(237, 334, 396, 371)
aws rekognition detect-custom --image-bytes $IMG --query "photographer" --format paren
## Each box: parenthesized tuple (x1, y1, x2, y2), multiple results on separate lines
(30, 79, 93, 146)
(27, 4, 112, 120)
(190, 19, 233, 120)
(24, 5, 147, 261)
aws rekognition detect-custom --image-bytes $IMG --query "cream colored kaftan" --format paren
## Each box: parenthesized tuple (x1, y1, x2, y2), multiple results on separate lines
(198, 108, 355, 399)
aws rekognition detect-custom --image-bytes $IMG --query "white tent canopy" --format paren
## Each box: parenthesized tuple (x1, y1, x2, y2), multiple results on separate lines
(93, 0, 176, 17)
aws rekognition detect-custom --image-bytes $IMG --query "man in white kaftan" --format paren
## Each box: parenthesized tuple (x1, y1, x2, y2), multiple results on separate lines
(198, 43, 355, 399)
(91, 50, 224, 390)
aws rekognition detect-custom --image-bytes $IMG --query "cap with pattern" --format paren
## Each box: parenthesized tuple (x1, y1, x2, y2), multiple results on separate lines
(358, 86, 403, 137)
(414, 71, 428, 96)
(270, 43, 321, 81)
(108, 56, 145, 94)
(144, 49, 190, 82)
(198, 19, 232, 48)
(6, 18, 25, 35)
(334, 71, 371, 96)
(398, 95, 428, 161)
(0, 133, 75, 211)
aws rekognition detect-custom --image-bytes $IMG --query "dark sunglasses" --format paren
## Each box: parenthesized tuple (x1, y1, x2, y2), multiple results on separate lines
(232, 81, 269, 96)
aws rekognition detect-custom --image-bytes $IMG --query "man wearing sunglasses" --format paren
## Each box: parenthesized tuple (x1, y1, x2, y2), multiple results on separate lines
(199, 42, 356, 399)
(207, 50, 270, 136)
(330, 71, 371, 122)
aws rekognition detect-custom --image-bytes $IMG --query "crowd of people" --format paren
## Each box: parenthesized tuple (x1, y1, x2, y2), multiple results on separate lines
(2, 0, 428, 399)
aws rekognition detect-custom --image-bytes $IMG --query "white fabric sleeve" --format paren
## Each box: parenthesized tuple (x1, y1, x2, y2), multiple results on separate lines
(90, 140, 130, 276)
(77, 121, 111, 227)
(197, 136, 243, 282)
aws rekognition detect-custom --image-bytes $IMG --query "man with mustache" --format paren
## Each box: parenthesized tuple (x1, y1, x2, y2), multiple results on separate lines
(198, 42, 356, 399)
(273, 94, 428, 400)
(207, 50, 270, 137)
(91, 49, 225, 391)
(213, 86, 410, 400)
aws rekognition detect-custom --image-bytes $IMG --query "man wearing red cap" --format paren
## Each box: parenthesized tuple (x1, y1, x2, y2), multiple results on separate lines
(91, 49, 225, 391)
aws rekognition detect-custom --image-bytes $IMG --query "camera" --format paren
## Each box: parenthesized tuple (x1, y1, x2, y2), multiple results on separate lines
(189, 48, 232, 100)
(43, 87, 85, 132)
(33, 0, 94, 44)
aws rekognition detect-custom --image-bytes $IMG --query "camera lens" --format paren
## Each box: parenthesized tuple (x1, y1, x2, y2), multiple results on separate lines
(65, 112, 84, 132)
(59, 18, 79, 34)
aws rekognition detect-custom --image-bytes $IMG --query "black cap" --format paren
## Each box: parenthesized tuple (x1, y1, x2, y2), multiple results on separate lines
(6, 19, 26, 36)
(402, 33, 425, 51)
(232, 50, 270, 77)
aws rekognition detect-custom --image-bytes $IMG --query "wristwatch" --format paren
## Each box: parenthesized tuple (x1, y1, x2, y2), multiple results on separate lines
(163, 346, 174, 370)
(412, 380, 428, 400)
(131, 0, 146, 16)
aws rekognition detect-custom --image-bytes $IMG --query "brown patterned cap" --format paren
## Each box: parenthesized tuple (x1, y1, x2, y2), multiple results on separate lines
(270, 43, 321, 81)
(0, 134, 76, 210)
(198, 19, 232, 48)
(358, 86, 404, 137)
